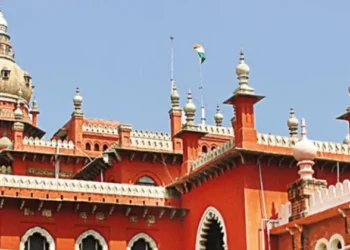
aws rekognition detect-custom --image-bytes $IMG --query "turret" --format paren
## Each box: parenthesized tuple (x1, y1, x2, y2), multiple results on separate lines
(214, 105, 223, 127)
(69, 87, 84, 148)
(30, 98, 40, 127)
(169, 80, 182, 152)
(287, 107, 299, 137)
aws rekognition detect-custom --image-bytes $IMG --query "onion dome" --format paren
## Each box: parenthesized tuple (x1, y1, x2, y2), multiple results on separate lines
(72, 87, 84, 115)
(214, 105, 223, 126)
(184, 90, 196, 124)
(234, 50, 254, 94)
(293, 118, 317, 161)
(287, 107, 299, 137)
(0, 133, 12, 149)
(236, 50, 250, 77)
(30, 98, 39, 113)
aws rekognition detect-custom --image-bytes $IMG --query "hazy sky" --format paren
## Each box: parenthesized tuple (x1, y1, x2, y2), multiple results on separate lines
(2, 1, 350, 142)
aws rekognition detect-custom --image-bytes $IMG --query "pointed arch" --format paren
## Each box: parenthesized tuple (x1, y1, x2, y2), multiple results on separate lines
(195, 206, 228, 250)
(328, 234, 344, 250)
(75, 229, 108, 250)
(314, 238, 328, 250)
(20, 226, 55, 250)
(127, 233, 158, 250)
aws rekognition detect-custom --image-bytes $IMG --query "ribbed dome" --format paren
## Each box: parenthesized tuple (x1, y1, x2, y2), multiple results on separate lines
(0, 134, 12, 149)
(0, 59, 32, 102)
(293, 119, 317, 161)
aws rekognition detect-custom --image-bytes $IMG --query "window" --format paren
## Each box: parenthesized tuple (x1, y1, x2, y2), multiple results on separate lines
(24, 233, 50, 250)
(1, 67, 10, 79)
(79, 235, 102, 250)
(94, 144, 100, 151)
(211, 146, 217, 151)
(202, 145, 208, 153)
(85, 143, 91, 151)
(103, 144, 108, 151)
(136, 176, 156, 186)
(131, 239, 152, 250)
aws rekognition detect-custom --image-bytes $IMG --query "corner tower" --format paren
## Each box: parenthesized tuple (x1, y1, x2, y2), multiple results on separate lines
(224, 50, 264, 148)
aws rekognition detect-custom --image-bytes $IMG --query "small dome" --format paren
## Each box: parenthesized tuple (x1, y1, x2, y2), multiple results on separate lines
(184, 90, 196, 113)
(287, 108, 299, 127)
(214, 105, 223, 124)
(236, 50, 250, 77)
(0, 134, 12, 149)
(73, 87, 83, 105)
(293, 119, 317, 161)
(14, 106, 23, 120)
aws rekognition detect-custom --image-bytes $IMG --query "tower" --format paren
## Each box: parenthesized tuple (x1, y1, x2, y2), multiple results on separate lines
(169, 80, 182, 152)
(224, 50, 264, 148)
(69, 87, 84, 148)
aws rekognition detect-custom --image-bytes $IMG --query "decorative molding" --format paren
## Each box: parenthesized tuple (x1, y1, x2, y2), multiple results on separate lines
(196, 125, 234, 136)
(314, 238, 328, 250)
(309, 180, 350, 215)
(0, 174, 169, 199)
(192, 139, 235, 170)
(329, 234, 345, 249)
(195, 206, 228, 250)
(257, 133, 350, 155)
(20, 226, 55, 250)
(75, 230, 108, 250)
(127, 233, 158, 250)
(83, 123, 119, 135)
(130, 130, 173, 151)
(27, 168, 74, 178)
(23, 137, 75, 149)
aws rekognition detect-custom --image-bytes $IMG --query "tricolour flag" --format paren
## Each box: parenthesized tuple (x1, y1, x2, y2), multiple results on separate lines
(194, 44, 206, 64)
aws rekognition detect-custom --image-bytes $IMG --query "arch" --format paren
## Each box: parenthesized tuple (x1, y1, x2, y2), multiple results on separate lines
(131, 171, 163, 186)
(103, 144, 109, 151)
(85, 142, 91, 151)
(201, 144, 208, 153)
(210, 145, 217, 151)
(314, 238, 328, 250)
(328, 234, 345, 250)
(20, 226, 55, 250)
(75, 229, 108, 250)
(195, 206, 228, 250)
(94, 143, 100, 151)
(127, 233, 158, 250)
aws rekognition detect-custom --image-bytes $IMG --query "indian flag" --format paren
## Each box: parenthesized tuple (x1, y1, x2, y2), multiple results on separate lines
(194, 44, 206, 64)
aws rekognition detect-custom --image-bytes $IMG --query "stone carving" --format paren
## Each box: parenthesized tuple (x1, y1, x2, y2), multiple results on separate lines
(0, 174, 169, 199)
(192, 139, 235, 170)
(196, 125, 234, 136)
(79, 212, 87, 220)
(96, 212, 105, 221)
(146, 215, 156, 225)
(42, 209, 52, 218)
(23, 137, 74, 149)
(27, 168, 73, 178)
(129, 215, 138, 223)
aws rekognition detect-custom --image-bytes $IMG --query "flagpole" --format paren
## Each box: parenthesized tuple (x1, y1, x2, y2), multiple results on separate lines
(199, 58, 206, 126)
(170, 36, 174, 91)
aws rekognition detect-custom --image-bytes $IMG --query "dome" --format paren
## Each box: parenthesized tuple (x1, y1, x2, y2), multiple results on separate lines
(0, 134, 12, 149)
(184, 91, 196, 113)
(293, 119, 317, 161)
(73, 87, 83, 105)
(214, 105, 223, 124)
(0, 59, 33, 103)
(236, 50, 250, 77)
(0, 10, 8, 28)
(287, 108, 299, 127)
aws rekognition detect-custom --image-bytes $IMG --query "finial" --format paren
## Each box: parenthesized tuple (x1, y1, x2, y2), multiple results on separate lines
(287, 107, 299, 137)
(234, 49, 254, 95)
(214, 105, 224, 127)
(300, 118, 307, 139)
(170, 80, 180, 108)
(73, 87, 83, 116)
(184, 89, 196, 124)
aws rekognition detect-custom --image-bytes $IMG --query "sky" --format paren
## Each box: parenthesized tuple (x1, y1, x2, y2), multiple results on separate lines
(2, 0, 350, 142)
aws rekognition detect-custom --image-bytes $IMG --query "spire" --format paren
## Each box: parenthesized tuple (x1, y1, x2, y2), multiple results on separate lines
(287, 107, 299, 137)
(214, 105, 224, 126)
(234, 50, 254, 95)
(0, 8, 14, 62)
(184, 90, 196, 124)
(14, 90, 23, 120)
(72, 87, 83, 116)
(170, 80, 180, 108)
(31, 98, 39, 113)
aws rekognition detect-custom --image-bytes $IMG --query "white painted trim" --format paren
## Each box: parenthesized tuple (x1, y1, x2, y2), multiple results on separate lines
(195, 206, 228, 250)
(314, 238, 328, 250)
(20, 226, 55, 250)
(127, 233, 158, 250)
(329, 234, 345, 250)
(75, 229, 108, 250)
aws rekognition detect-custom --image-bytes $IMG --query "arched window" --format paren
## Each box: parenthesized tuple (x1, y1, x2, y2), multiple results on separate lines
(201, 145, 208, 153)
(103, 144, 108, 151)
(75, 230, 107, 250)
(127, 233, 158, 250)
(25, 233, 50, 250)
(329, 234, 345, 250)
(136, 176, 156, 186)
(85, 143, 91, 151)
(211, 146, 217, 151)
(94, 144, 100, 151)
(20, 227, 55, 250)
